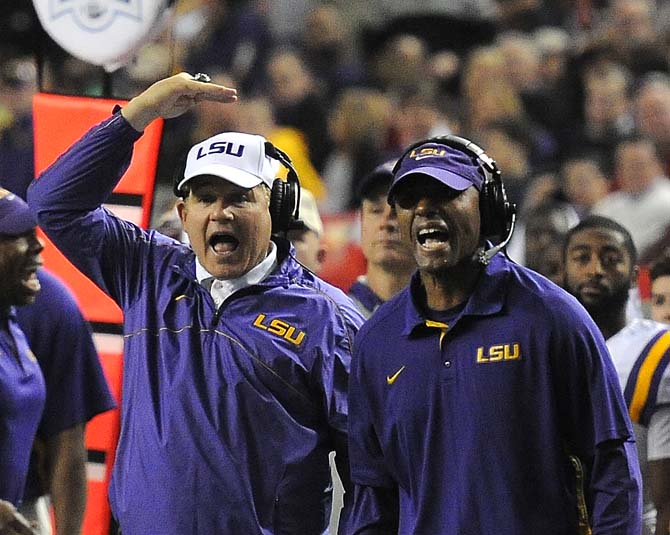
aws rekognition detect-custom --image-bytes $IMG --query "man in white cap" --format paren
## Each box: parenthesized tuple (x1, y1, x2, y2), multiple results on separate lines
(28, 73, 363, 535)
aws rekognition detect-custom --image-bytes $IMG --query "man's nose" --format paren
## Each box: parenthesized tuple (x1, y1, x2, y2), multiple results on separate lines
(210, 200, 234, 220)
(29, 234, 44, 254)
(586, 254, 605, 275)
(414, 195, 441, 216)
(382, 205, 399, 229)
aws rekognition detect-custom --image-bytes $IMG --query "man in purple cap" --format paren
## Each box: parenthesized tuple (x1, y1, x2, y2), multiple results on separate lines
(346, 137, 642, 533)
(28, 73, 364, 535)
(0, 188, 44, 535)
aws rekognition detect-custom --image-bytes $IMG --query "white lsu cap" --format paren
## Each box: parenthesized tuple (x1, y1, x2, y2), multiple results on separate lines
(176, 132, 281, 193)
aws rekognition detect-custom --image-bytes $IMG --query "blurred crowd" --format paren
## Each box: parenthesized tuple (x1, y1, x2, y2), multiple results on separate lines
(2, 0, 670, 280)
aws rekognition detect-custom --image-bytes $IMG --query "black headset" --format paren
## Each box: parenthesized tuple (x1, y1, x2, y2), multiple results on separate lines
(173, 141, 302, 236)
(392, 134, 517, 264)
(264, 142, 302, 235)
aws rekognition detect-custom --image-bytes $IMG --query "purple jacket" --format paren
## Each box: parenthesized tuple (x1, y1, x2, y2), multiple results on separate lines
(28, 112, 364, 535)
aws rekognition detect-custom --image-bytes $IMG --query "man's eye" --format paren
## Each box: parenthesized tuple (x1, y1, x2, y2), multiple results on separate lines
(229, 193, 249, 204)
(394, 191, 419, 209)
(601, 254, 621, 267)
(652, 295, 666, 306)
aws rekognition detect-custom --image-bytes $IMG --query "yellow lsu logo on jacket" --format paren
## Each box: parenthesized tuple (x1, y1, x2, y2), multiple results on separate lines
(253, 314, 305, 346)
(476, 343, 521, 363)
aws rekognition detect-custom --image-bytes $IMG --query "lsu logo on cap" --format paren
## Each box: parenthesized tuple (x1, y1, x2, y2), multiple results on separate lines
(409, 147, 447, 161)
(195, 142, 246, 160)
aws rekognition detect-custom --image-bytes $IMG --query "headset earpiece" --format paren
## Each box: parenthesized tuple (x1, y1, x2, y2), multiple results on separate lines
(265, 142, 302, 235)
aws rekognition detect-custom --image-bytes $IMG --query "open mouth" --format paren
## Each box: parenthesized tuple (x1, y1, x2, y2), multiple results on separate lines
(209, 232, 239, 255)
(21, 263, 42, 293)
(417, 228, 450, 249)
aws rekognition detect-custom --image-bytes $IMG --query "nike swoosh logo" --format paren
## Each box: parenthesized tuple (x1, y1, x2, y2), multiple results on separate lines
(386, 366, 406, 385)
(413, 154, 435, 161)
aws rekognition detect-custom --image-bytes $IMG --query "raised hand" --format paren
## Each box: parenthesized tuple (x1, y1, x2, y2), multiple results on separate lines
(121, 72, 238, 132)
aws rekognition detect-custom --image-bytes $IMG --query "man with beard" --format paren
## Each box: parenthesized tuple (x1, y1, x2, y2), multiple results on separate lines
(563, 215, 670, 535)
(346, 136, 641, 534)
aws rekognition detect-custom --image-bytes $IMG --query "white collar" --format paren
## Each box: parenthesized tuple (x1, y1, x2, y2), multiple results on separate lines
(195, 241, 278, 307)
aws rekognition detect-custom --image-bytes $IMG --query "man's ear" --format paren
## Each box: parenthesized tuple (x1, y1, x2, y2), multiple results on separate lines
(176, 199, 187, 225)
(317, 246, 327, 266)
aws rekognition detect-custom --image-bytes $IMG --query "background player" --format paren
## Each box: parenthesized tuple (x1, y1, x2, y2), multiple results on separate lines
(563, 215, 670, 535)
(348, 161, 415, 317)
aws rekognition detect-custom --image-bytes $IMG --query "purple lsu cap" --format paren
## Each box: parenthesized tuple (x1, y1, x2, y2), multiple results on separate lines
(388, 142, 485, 200)
(0, 188, 36, 236)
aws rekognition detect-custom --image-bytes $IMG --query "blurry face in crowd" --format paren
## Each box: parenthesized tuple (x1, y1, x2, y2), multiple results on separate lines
(614, 139, 663, 193)
(178, 177, 273, 280)
(287, 227, 325, 273)
(561, 159, 610, 208)
(360, 186, 414, 273)
(0, 229, 43, 309)
(651, 274, 670, 324)
(563, 227, 635, 315)
(393, 176, 481, 276)
(635, 83, 670, 147)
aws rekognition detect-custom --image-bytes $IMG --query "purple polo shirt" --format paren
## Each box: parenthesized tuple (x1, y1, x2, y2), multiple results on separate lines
(0, 310, 46, 505)
(348, 254, 640, 534)
(17, 269, 116, 499)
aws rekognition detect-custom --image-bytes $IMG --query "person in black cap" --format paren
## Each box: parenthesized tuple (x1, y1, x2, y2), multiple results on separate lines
(346, 138, 642, 534)
(348, 160, 415, 318)
(0, 188, 43, 535)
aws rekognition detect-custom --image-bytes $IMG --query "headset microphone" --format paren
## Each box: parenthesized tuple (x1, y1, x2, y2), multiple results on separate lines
(474, 210, 516, 266)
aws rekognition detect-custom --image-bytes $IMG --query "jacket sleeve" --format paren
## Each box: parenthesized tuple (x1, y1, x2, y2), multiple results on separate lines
(311, 297, 364, 531)
(550, 301, 642, 533)
(27, 111, 150, 308)
(590, 439, 642, 534)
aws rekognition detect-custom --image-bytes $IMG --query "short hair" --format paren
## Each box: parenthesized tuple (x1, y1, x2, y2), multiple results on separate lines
(650, 251, 670, 282)
(563, 215, 637, 265)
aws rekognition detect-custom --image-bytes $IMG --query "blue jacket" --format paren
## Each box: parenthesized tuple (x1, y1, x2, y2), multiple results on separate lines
(28, 113, 364, 535)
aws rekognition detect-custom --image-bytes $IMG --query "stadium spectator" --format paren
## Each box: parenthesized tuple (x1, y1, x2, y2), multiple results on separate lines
(591, 135, 670, 263)
(650, 251, 670, 325)
(633, 72, 670, 175)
